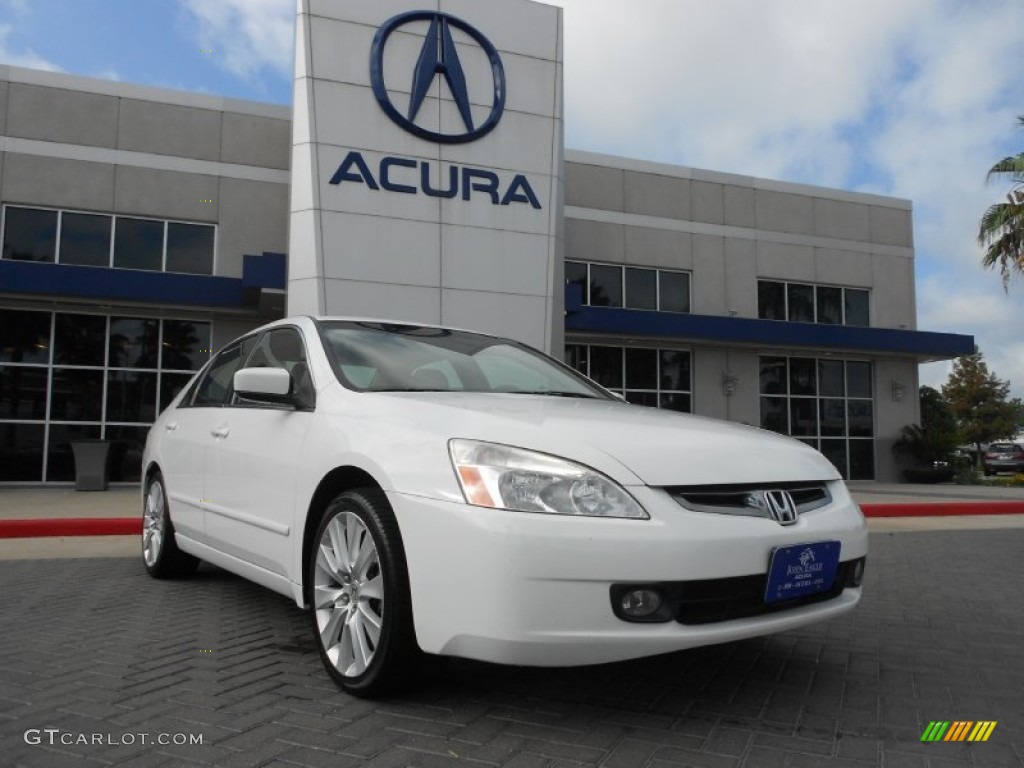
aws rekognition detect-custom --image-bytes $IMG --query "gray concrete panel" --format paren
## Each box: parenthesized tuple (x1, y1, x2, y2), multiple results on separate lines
(814, 198, 871, 242)
(566, 218, 625, 264)
(692, 234, 725, 315)
(873, 358, 919, 483)
(691, 180, 724, 225)
(814, 247, 874, 287)
(624, 171, 691, 220)
(723, 184, 755, 228)
(0, 80, 8, 135)
(724, 238, 757, 318)
(756, 240, 816, 281)
(870, 205, 913, 247)
(2, 153, 115, 212)
(442, 289, 549, 346)
(623, 225, 692, 269)
(325, 279, 442, 325)
(221, 113, 291, 170)
(117, 98, 222, 162)
(6, 83, 118, 149)
(693, 347, 728, 420)
(755, 189, 815, 236)
(871, 253, 915, 329)
(723, 350, 762, 426)
(216, 178, 289, 279)
(114, 166, 219, 223)
(565, 162, 624, 211)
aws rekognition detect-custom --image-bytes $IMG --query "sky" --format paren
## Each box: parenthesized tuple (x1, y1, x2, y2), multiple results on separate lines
(2, 0, 1024, 395)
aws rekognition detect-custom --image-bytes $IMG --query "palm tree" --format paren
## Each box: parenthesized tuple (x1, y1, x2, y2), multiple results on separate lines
(979, 116, 1024, 287)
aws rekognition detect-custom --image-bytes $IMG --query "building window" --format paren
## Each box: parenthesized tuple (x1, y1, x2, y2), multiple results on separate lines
(2, 205, 215, 275)
(566, 343, 692, 411)
(759, 355, 874, 480)
(167, 222, 216, 275)
(60, 212, 112, 267)
(114, 217, 164, 271)
(567, 261, 691, 313)
(2, 207, 57, 262)
(757, 280, 870, 327)
(0, 309, 211, 483)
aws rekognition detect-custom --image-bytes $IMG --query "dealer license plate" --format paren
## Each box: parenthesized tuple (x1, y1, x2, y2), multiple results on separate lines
(764, 541, 840, 604)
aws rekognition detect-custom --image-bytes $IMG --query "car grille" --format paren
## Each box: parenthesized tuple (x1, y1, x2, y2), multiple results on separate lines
(664, 481, 831, 520)
(672, 560, 855, 624)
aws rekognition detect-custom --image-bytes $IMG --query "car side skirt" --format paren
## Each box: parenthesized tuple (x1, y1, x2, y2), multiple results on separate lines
(176, 534, 302, 604)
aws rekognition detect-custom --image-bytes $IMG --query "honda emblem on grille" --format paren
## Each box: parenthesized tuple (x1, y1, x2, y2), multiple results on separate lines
(764, 490, 798, 525)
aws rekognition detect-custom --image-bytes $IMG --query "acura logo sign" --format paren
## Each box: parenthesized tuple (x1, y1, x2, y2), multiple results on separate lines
(370, 11, 507, 144)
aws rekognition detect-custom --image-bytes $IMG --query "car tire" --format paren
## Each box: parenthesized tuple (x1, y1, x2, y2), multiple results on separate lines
(309, 488, 418, 697)
(142, 472, 199, 578)
(984, 468, 994, 477)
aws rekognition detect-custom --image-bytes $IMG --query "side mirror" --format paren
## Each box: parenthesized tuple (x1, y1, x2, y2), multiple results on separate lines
(234, 367, 293, 404)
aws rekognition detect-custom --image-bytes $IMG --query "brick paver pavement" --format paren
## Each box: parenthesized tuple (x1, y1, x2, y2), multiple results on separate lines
(1, 530, 1021, 767)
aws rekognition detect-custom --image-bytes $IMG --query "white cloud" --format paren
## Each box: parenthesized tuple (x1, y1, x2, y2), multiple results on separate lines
(180, 0, 293, 83)
(0, 22, 61, 71)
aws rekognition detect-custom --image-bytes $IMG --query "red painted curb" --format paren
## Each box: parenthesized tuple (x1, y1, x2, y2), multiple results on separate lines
(860, 502, 1024, 518)
(0, 518, 141, 539)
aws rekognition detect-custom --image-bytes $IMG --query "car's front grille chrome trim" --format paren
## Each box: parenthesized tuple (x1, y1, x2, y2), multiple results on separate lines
(665, 482, 832, 521)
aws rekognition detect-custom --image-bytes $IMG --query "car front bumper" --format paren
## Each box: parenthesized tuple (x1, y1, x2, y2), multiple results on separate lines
(389, 481, 867, 667)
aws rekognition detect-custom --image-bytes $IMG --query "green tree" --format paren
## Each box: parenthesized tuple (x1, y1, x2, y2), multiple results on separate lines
(979, 116, 1024, 286)
(942, 351, 1024, 464)
(893, 386, 961, 468)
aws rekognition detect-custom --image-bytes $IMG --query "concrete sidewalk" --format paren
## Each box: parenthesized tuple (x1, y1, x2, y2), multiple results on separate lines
(0, 486, 139, 520)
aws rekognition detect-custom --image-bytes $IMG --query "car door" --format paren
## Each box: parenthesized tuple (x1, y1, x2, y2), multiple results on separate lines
(202, 326, 316, 577)
(160, 340, 252, 542)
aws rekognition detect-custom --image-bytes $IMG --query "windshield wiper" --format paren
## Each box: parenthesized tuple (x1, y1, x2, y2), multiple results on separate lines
(376, 388, 451, 392)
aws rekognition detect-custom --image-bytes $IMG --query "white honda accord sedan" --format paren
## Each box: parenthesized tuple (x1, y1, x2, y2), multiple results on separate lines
(142, 317, 867, 696)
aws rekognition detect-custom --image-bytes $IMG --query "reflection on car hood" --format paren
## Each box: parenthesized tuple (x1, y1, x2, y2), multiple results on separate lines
(381, 392, 841, 486)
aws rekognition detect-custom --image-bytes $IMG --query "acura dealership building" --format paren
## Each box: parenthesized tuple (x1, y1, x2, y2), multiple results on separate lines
(0, 0, 972, 485)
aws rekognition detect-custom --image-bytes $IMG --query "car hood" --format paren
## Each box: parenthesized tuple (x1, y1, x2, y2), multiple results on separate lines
(377, 392, 840, 487)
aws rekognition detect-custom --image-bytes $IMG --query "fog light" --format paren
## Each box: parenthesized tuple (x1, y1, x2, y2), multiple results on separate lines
(620, 588, 663, 618)
(851, 559, 865, 587)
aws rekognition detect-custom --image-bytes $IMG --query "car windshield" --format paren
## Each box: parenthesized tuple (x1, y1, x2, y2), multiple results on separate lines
(316, 321, 608, 398)
(990, 443, 1020, 452)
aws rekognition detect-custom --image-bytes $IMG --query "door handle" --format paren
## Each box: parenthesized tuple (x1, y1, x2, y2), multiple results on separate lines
(164, 422, 179, 432)
(210, 426, 231, 439)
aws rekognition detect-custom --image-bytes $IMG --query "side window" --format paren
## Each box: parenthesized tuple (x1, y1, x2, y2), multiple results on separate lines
(190, 337, 256, 407)
(240, 328, 315, 408)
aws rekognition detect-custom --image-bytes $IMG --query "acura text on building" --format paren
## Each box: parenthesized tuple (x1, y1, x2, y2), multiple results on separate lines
(328, 151, 543, 210)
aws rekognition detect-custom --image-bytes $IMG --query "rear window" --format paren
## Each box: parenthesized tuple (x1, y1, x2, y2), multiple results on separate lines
(990, 443, 1022, 452)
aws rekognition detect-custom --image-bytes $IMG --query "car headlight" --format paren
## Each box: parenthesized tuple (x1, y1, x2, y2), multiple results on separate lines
(449, 439, 648, 519)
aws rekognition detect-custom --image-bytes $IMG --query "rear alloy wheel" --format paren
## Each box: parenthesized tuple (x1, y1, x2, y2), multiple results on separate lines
(142, 473, 199, 578)
(310, 488, 417, 697)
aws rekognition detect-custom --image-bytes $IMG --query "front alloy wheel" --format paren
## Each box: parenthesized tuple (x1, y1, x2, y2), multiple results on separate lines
(142, 472, 198, 578)
(310, 489, 416, 696)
